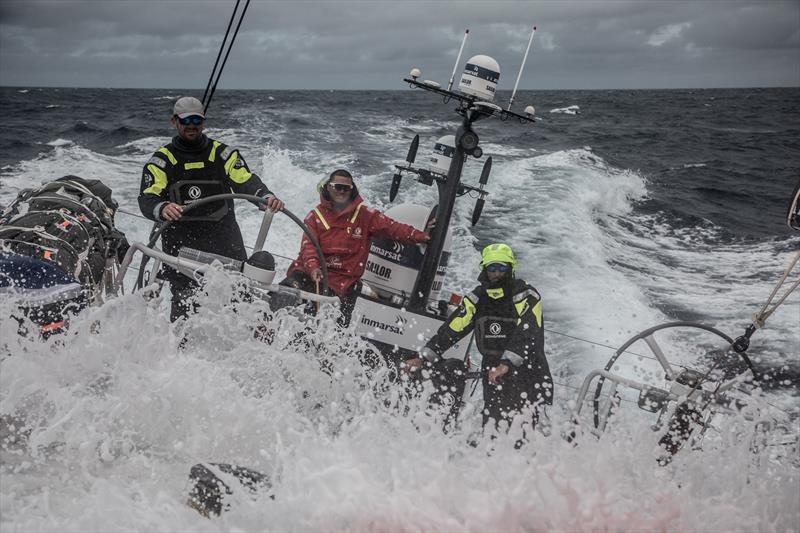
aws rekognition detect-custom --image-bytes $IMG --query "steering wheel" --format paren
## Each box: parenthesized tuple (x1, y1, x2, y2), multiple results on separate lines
(591, 321, 757, 430)
(133, 193, 330, 294)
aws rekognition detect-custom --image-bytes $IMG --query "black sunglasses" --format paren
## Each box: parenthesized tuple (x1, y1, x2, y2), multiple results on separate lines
(485, 263, 512, 272)
(329, 183, 353, 192)
(177, 115, 204, 126)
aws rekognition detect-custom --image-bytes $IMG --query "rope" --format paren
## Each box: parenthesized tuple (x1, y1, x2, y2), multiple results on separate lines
(753, 250, 800, 328)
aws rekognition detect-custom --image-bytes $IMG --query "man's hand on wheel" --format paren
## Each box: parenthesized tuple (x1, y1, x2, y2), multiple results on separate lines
(260, 196, 284, 212)
(160, 202, 184, 221)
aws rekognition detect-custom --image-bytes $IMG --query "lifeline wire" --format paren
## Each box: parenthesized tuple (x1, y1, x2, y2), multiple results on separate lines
(113, 207, 775, 369)
(111, 210, 794, 416)
(116, 208, 295, 262)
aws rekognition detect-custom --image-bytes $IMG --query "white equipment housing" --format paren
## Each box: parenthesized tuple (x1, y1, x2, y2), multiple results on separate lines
(361, 203, 450, 303)
(458, 55, 500, 102)
(429, 135, 456, 175)
(354, 203, 468, 359)
(352, 298, 470, 359)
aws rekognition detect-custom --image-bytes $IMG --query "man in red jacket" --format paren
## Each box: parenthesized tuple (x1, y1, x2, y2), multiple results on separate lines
(282, 169, 431, 326)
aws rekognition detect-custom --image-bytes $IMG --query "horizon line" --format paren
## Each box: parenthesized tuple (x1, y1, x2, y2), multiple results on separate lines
(2, 84, 799, 91)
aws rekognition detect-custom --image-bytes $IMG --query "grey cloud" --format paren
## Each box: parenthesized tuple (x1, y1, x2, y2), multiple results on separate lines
(1, 0, 797, 89)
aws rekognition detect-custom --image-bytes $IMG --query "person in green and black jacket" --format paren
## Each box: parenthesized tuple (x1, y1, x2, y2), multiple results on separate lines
(406, 243, 553, 438)
(138, 96, 284, 322)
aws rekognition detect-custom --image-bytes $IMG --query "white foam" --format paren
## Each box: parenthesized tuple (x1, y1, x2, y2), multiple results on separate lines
(550, 105, 580, 115)
(236, 146, 326, 269)
(115, 136, 171, 152)
(481, 149, 659, 372)
(0, 287, 796, 531)
(45, 138, 73, 147)
(2, 131, 798, 531)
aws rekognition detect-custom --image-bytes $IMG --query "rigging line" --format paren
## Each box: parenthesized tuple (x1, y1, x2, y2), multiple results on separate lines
(107, 215, 782, 375)
(544, 327, 672, 366)
(545, 327, 762, 377)
(103, 240, 794, 416)
(204, 0, 252, 115)
(115, 207, 149, 220)
(114, 211, 755, 365)
(754, 250, 800, 328)
(202, 0, 243, 106)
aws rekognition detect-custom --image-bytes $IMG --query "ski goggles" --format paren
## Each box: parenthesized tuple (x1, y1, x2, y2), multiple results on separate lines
(328, 183, 353, 192)
(177, 115, 205, 126)
(484, 263, 512, 273)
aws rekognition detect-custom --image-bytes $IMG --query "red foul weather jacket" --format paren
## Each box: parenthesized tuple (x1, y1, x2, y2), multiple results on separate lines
(287, 193, 428, 297)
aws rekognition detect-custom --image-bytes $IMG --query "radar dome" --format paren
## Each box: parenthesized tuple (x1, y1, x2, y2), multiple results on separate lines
(458, 55, 500, 102)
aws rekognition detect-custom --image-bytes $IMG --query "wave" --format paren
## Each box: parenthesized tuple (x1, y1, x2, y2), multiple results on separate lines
(464, 148, 659, 373)
(46, 138, 74, 147)
(549, 105, 580, 115)
(64, 121, 102, 134)
(0, 286, 796, 531)
(115, 136, 172, 153)
(1, 134, 797, 530)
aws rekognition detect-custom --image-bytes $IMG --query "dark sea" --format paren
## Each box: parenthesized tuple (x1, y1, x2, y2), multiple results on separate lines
(1, 86, 798, 531)
(2, 87, 798, 238)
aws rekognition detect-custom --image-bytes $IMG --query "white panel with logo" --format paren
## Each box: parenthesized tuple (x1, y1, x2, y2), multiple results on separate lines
(352, 297, 469, 359)
(361, 203, 450, 302)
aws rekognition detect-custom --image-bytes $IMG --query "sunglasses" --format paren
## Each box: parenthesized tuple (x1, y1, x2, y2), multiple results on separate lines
(177, 115, 204, 126)
(485, 263, 512, 273)
(329, 183, 353, 192)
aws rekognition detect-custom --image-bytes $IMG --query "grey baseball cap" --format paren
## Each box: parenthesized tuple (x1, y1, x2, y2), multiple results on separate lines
(173, 96, 205, 119)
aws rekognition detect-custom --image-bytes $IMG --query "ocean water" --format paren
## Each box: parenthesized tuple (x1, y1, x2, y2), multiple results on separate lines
(0, 86, 798, 531)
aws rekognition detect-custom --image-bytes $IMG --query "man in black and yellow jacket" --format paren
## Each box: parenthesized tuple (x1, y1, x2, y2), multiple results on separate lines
(138, 96, 284, 322)
(406, 243, 553, 435)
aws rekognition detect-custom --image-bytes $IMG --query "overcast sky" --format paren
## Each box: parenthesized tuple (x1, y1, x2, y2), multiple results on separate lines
(0, 0, 798, 90)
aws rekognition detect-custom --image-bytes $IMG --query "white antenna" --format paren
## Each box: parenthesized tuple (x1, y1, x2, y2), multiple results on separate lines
(508, 26, 536, 111)
(447, 28, 470, 91)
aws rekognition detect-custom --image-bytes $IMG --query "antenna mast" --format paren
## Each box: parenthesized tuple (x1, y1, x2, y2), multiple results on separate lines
(508, 26, 536, 111)
(447, 29, 470, 91)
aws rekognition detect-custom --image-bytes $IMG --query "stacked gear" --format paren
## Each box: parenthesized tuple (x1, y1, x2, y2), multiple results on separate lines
(0, 176, 129, 335)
